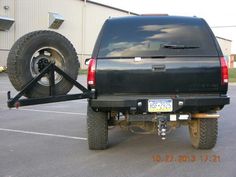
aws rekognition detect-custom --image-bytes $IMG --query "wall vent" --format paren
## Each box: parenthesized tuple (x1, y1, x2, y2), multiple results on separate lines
(0, 16, 14, 31)
(49, 12, 64, 29)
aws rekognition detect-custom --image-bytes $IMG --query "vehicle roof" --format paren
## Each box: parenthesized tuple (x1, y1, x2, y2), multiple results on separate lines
(107, 15, 204, 24)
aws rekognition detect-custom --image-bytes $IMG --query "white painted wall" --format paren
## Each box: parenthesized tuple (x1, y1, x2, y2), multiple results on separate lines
(0, 0, 133, 68)
(216, 37, 231, 56)
(0, 0, 15, 66)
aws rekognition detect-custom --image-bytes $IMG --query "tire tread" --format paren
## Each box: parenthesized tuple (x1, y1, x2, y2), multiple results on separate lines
(198, 119, 218, 149)
(87, 106, 108, 150)
(7, 30, 79, 97)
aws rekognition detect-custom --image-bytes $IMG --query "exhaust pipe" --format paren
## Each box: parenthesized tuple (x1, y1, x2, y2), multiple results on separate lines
(191, 113, 220, 119)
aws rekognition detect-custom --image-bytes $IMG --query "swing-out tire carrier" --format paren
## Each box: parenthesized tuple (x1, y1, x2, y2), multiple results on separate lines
(7, 63, 94, 108)
(7, 91, 93, 108)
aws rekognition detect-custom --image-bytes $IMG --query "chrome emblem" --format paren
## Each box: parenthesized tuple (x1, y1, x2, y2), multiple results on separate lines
(134, 57, 142, 62)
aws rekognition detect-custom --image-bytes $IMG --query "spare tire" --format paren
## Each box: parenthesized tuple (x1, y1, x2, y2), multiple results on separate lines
(7, 30, 79, 98)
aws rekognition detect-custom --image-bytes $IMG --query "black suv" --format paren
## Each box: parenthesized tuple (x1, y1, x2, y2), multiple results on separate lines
(86, 16, 229, 150)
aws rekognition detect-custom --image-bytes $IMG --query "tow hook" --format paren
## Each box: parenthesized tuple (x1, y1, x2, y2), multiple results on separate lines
(158, 116, 167, 140)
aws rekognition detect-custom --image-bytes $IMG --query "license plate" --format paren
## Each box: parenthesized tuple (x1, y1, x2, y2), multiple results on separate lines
(148, 99, 173, 112)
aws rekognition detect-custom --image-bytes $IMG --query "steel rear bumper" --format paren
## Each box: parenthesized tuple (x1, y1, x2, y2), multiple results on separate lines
(89, 95, 230, 112)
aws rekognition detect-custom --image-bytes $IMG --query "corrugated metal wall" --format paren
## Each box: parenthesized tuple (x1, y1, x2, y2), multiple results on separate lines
(216, 37, 232, 66)
(0, 0, 15, 66)
(14, 0, 84, 54)
(0, 0, 132, 68)
(216, 38, 231, 56)
(84, 3, 131, 56)
(0, 0, 15, 49)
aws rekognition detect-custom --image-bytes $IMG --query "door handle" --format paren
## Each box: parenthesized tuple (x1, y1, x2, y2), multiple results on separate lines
(152, 65, 166, 72)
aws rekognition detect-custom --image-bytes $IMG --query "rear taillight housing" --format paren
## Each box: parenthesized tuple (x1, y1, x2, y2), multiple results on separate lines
(87, 58, 96, 87)
(220, 57, 228, 85)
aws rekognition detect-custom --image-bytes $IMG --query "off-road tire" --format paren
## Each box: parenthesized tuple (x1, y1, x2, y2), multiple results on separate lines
(7, 30, 79, 98)
(87, 106, 108, 150)
(189, 118, 218, 149)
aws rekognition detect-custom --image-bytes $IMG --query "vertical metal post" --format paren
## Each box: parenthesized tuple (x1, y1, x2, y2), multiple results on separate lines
(7, 91, 11, 100)
(49, 64, 55, 96)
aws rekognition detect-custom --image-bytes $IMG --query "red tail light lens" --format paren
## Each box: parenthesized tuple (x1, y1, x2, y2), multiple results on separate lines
(220, 57, 228, 85)
(87, 58, 96, 87)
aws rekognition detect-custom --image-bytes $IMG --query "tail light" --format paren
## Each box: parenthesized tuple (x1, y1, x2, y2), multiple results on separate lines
(220, 57, 228, 85)
(87, 58, 96, 87)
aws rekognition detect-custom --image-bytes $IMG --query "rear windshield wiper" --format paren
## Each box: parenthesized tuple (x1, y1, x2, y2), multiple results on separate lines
(162, 44, 200, 49)
(97, 56, 166, 59)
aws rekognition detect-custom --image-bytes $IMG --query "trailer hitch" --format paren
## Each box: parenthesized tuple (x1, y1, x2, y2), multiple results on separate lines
(7, 62, 93, 108)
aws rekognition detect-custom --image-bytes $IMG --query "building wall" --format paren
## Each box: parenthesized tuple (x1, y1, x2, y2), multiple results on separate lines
(216, 37, 232, 67)
(230, 54, 236, 68)
(216, 37, 231, 56)
(84, 2, 129, 55)
(0, 0, 15, 66)
(0, 0, 132, 68)
(83, 2, 132, 67)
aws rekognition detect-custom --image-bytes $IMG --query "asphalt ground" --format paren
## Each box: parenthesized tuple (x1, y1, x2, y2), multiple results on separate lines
(0, 73, 235, 177)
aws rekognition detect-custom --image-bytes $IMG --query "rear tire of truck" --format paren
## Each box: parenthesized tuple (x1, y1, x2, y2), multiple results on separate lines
(87, 106, 108, 150)
(7, 30, 79, 98)
(189, 118, 218, 149)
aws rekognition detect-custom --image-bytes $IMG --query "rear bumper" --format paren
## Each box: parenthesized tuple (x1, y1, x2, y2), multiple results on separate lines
(89, 95, 230, 112)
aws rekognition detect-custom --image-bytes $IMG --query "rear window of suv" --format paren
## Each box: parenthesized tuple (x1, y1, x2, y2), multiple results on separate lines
(97, 16, 218, 58)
